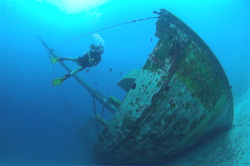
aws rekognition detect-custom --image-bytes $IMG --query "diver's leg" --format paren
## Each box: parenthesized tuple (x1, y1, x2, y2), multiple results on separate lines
(61, 57, 78, 62)
(52, 66, 84, 86)
(50, 57, 78, 64)
(70, 66, 84, 75)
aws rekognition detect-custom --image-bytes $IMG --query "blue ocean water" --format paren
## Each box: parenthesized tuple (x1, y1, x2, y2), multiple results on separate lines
(0, 0, 249, 165)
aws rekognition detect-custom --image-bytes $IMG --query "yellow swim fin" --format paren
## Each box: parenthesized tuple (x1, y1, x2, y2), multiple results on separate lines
(50, 57, 61, 64)
(52, 74, 71, 86)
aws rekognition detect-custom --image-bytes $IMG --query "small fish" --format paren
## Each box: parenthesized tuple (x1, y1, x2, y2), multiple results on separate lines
(120, 72, 122, 75)
(109, 68, 113, 72)
(86, 69, 90, 72)
(150, 38, 152, 42)
(94, 82, 98, 85)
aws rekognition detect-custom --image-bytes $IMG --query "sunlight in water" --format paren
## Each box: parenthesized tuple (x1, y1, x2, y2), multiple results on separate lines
(41, 0, 109, 13)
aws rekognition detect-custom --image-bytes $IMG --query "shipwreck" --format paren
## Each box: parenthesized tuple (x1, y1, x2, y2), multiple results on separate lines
(39, 9, 234, 165)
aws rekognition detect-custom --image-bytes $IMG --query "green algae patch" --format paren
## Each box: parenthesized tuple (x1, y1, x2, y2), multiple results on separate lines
(170, 103, 176, 109)
(176, 48, 230, 111)
(154, 38, 170, 62)
(184, 102, 190, 109)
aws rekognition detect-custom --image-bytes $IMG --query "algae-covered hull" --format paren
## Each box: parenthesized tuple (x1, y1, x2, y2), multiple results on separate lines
(91, 9, 234, 164)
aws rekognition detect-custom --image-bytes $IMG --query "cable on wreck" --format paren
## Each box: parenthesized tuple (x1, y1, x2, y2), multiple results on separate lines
(54, 16, 158, 48)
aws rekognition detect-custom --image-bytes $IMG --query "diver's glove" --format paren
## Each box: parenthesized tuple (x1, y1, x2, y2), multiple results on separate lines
(52, 74, 71, 86)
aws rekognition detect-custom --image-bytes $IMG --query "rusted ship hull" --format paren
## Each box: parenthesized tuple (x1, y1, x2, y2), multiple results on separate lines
(91, 9, 233, 164)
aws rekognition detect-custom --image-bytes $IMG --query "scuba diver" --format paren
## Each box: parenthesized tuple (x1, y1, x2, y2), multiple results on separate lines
(51, 43, 104, 86)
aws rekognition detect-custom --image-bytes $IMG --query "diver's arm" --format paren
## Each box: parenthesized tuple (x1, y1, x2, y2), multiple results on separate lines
(70, 66, 84, 75)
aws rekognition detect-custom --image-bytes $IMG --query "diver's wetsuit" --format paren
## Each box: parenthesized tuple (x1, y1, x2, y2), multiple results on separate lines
(77, 50, 101, 68)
